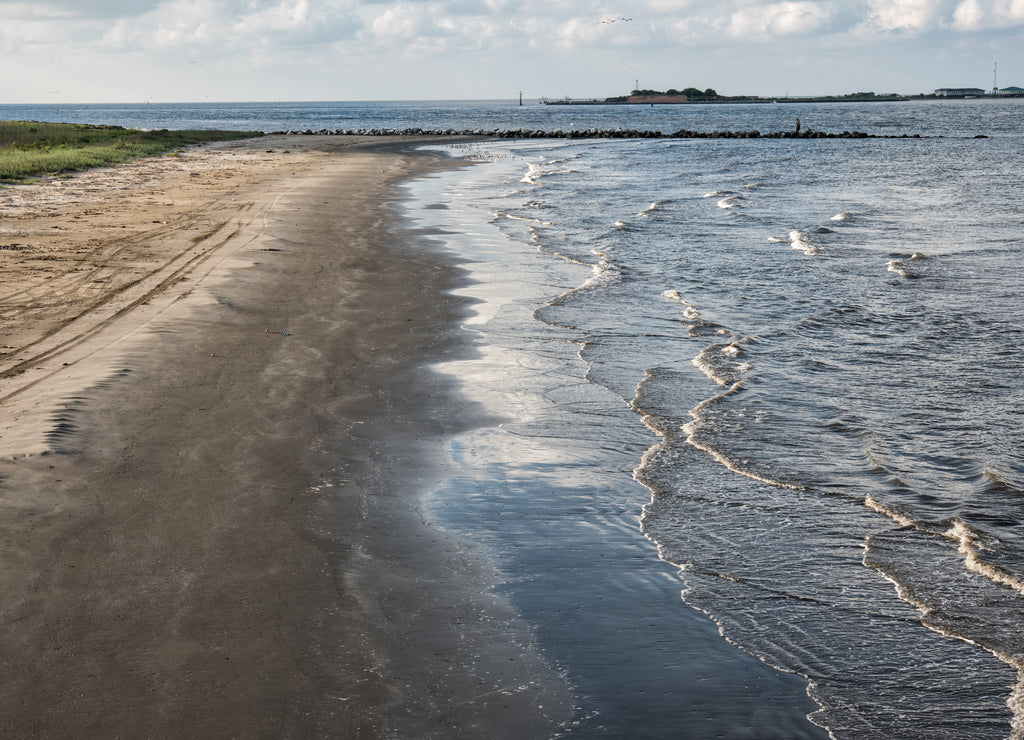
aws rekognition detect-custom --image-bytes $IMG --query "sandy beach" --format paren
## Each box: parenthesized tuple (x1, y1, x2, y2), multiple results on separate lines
(0, 136, 572, 737)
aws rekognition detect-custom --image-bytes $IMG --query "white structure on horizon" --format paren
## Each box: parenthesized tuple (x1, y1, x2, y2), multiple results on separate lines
(933, 86, 1023, 97)
(934, 87, 987, 97)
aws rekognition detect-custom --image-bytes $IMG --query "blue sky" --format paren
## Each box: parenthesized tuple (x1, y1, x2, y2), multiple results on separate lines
(3, 0, 1023, 102)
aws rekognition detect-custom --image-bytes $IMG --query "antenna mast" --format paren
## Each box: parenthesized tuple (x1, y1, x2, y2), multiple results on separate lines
(994, 61, 998, 95)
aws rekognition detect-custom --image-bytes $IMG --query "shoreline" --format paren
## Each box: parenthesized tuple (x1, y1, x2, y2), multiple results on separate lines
(0, 136, 571, 736)
(407, 155, 831, 739)
(0, 132, 835, 738)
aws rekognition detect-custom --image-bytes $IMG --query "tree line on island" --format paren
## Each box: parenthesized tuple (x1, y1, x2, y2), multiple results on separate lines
(611, 87, 722, 101)
(598, 88, 906, 103)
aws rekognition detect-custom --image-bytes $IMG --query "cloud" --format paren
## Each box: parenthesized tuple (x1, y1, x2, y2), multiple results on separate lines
(642, 0, 695, 10)
(97, 0, 360, 51)
(860, 0, 1024, 31)
(866, 0, 950, 31)
(11, 0, 1024, 64)
(950, 0, 1024, 27)
(5, 0, 1024, 102)
(102, 0, 220, 49)
(998, 0, 1024, 20)
(368, 4, 440, 37)
(234, 0, 361, 44)
(0, 0, 161, 19)
(952, 0, 985, 26)
(725, 1, 832, 36)
(351, 0, 837, 54)
(235, 0, 316, 33)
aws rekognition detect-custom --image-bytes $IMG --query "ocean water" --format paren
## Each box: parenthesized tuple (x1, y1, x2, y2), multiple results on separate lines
(403, 101, 1024, 738)
(8, 98, 1024, 736)
(2, 97, 1021, 137)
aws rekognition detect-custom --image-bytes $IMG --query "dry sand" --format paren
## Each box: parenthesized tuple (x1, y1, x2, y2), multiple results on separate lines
(0, 136, 572, 737)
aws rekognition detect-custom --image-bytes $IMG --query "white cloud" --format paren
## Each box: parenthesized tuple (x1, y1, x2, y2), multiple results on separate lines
(725, 1, 831, 36)
(952, 0, 984, 26)
(97, 0, 360, 51)
(12, 0, 1023, 63)
(234, 0, 313, 34)
(369, 5, 437, 36)
(862, 0, 1024, 31)
(4, 0, 1024, 102)
(102, 0, 219, 49)
(642, 0, 694, 10)
(995, 0, 1024, 19)
(866, 0, 948, 31)
(950, 0, 1024, 27)
(0, 0, 161, 19)
(555, 16, 611, 46)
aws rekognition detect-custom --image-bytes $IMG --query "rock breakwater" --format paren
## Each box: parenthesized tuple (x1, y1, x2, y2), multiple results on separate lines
(270, 127, 926, 140)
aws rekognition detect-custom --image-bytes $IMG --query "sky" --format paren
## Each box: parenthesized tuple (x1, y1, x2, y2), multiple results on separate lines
(3, 0, 1024, 103)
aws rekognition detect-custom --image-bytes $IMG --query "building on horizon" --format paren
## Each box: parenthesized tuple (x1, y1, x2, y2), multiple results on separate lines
(934, 87, 987, 97)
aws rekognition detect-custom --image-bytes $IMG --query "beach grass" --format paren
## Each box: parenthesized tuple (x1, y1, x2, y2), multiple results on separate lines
(0, 121, 263, 181)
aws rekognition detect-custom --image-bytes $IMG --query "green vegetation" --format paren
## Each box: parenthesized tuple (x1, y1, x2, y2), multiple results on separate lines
(638, 87, 719, 99)
(0, 121, 262, 182)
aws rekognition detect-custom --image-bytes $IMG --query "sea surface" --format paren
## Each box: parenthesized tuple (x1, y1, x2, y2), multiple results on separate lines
(405, 100, 1024, 738)
(9, 99, 1024, 737)
(2, 97, 1021, 137)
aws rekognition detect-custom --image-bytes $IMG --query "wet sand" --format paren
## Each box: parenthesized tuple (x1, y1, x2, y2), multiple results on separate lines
(0, 136, 571, 737)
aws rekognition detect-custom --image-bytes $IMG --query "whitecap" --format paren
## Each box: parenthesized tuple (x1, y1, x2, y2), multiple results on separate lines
(520, 163, 543, 184)
(886, 259, 914, 278)
(789, 230, 818, 255)
(504, 213, 554, 226)
(520, 163, 576, 185)
(947, 519, 1024, 596)
(865, 495, 918, 529)
(692, 343, 744, 386)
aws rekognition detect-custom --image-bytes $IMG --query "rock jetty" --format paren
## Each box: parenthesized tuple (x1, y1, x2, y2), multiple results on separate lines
(268, 127, 925, 140)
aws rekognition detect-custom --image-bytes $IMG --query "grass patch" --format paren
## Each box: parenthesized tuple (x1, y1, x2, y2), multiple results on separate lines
(0, 121, 263, 181)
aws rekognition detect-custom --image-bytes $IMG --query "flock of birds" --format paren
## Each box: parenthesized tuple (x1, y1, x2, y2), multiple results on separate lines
(599, 16, 632, 23)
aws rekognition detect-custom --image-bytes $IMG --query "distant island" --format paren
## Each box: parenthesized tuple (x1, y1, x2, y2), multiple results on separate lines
(543, 86, 1024, 105)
